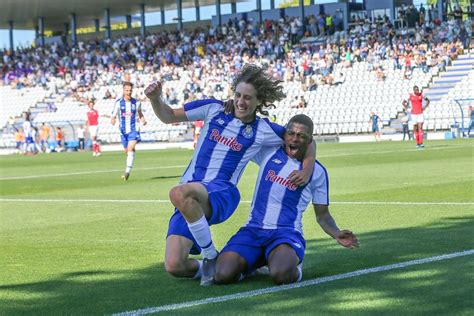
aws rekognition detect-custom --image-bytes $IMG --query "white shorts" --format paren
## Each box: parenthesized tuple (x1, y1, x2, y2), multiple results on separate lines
(411, 113, 424, 124)
(194, 127, 202, 135)
(89, 125, 99, 138)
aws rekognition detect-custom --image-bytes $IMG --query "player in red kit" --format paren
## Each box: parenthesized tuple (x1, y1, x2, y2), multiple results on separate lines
(86, 100, 101, 156)
(403, 86, 430, 148)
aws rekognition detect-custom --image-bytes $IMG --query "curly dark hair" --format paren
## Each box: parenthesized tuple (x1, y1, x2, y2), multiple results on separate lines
(232, 64, 286, 116)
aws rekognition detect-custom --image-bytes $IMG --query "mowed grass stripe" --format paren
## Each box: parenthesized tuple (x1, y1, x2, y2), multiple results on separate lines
(0, 141, 469, 180)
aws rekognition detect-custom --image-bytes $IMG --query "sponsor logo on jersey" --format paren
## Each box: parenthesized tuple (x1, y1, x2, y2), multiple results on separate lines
(265, 169, 298, 191)
(209, 129, 243, 151)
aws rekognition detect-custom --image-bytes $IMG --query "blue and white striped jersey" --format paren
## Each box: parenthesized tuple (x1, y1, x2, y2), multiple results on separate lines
(112, 97, 142, 134)
(246, 146, 329, 234)
(181, 99, 285, 185)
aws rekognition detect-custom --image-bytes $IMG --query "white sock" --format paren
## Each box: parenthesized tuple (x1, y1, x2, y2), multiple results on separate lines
(296, 263, 303, 282)
(187, 215, 217, 259)
(126, 151, 135, 173)
(193, 259, 203, 279)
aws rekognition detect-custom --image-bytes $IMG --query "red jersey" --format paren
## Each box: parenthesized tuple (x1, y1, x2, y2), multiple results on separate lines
(87, 109, 99, 126)
(195, 120, 204, 128)
(409, 93, 423, 114)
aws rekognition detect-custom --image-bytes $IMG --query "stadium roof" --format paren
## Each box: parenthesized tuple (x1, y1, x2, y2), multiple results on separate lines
(0, 0, 239, 32)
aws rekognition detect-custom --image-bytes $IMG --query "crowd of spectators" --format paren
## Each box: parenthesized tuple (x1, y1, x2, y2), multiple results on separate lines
(1, 8, 471, 114)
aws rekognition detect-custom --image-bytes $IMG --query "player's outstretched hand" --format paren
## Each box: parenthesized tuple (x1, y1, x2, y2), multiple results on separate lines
(144, 82, 162, 100)
(223, 99, 234, 114)
(335, 230, 359, 249)
(288, 170, 310, 187)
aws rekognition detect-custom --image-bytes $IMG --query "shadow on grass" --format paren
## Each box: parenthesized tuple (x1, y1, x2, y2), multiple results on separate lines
(149, 175, 181, 180)
(1, 216, 473, 315)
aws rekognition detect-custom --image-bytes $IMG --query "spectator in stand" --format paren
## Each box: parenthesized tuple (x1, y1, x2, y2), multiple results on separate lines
(332, 72, 345, 86)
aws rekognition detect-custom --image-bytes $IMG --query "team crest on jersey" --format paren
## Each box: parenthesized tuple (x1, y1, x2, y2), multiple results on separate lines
(216, 118, 225, 125)
(242, 125, 254, 138)
(272, 159, 282, 164)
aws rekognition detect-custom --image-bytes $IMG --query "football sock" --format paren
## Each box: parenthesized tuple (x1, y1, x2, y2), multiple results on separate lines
(296, 263, 303, 282)
(419, 130, 424, 144)
(415, 131, 420, 144)
(96, 143, 101, 153)
(125, 151, 135, 173)
(192, 259, 203, 279)
(187, 215, 217, 259)
(92, 142, 97, 153)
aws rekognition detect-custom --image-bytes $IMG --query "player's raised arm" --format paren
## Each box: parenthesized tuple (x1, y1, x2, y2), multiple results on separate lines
(145, 82, 187, 124)
(313, 204, 359, 249)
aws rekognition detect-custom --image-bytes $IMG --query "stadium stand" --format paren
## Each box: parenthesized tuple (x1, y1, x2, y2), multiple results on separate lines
(1, 7, 473, 149)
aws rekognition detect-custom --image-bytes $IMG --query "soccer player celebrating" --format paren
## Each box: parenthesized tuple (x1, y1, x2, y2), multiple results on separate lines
(145, 64, 316, 286)
(403, 85, 430, 148)
(215, 114, 358, 285)
(111, 82, 147, 181)
(86, 100, 101, 156)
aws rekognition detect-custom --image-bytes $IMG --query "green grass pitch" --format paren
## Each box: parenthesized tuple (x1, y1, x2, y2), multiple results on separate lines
(1, 139, 473, 315)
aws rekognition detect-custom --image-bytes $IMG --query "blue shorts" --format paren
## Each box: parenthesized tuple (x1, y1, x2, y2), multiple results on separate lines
(372, 125, 379, 132)
(221, 226, 306, 274)
(166, 181, 240, 255)
(121, 131, 141, 148)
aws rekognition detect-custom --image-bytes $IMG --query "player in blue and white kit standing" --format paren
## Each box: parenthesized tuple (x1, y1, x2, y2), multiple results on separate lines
(111, 82, 147, 181)
(145, 65, 316, 285)
(215, 115, 359, 285)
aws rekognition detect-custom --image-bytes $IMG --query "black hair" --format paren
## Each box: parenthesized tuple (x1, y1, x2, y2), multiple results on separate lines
(288, 114, 314, 135)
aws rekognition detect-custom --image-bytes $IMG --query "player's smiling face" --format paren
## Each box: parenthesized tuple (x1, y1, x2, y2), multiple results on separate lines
(234, 82, 259, 123)
(284, 122, 311, 161)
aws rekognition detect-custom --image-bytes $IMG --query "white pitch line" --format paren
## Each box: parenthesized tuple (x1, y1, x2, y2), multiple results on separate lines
(0, 199, 473, 206)
(112, 249, 474, 315)
(0, 165, 187, 180)
(0, 198, 473, 206)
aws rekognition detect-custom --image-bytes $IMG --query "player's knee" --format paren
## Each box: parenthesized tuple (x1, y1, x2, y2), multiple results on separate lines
(164, 256, 187, 277)
(215, 254, 242, 284)
(270, 266, 298, 285)
(169, 184, 199, 213)
(169, 186, 186, 208)
(214, 266, 239, 284)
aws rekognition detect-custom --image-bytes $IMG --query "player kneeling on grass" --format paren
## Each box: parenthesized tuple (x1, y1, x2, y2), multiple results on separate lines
(215, 115, 359, 285)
